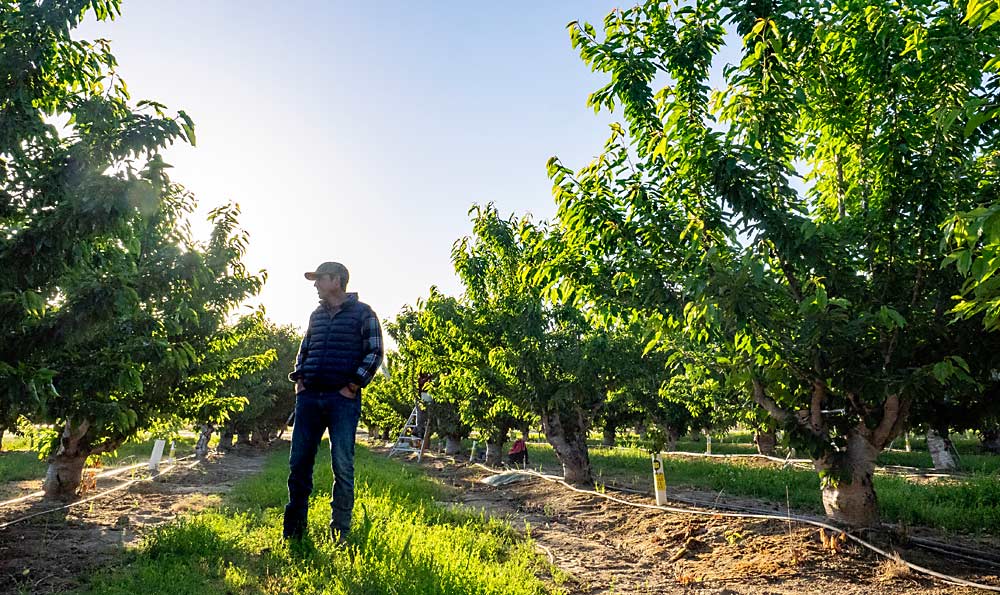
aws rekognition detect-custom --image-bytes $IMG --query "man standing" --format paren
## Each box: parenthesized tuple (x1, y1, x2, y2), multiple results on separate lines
(283, 261, 383, 543)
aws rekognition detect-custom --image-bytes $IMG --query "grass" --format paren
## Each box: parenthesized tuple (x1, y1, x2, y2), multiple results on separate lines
(876, 449, 1000, 473)
(0, 434, 199, 486)
(526, 443, 1000, 535)
(75, 444, 562, 595)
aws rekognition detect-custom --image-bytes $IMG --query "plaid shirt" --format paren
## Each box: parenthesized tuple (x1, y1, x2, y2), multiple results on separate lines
(355, 312, 383, 387)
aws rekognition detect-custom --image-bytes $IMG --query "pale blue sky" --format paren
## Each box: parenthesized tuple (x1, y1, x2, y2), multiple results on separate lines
(73, 2, 672, 330)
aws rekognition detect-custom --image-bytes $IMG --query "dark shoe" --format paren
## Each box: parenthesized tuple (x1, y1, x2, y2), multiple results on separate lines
(330, 528, 350, 548)
(283, 512, 307, 541)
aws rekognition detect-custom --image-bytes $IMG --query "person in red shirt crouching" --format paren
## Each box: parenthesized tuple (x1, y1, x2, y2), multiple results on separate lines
(507, 438, 529, 467)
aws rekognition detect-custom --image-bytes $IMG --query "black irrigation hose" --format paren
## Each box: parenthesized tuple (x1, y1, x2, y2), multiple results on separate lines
(600, 481, 1000, 572)
(471, 462, 1000, 593)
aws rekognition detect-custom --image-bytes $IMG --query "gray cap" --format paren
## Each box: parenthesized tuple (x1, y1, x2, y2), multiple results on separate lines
(304, 261, 349, 282)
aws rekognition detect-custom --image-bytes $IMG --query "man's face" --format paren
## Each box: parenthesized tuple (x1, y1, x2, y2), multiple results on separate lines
(314, 274, 340, 299)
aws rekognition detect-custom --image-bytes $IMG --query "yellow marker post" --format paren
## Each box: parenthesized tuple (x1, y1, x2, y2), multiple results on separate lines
(652, 453, 667, 506)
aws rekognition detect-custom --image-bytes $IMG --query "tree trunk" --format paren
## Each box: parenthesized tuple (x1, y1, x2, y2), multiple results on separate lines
(43, 419, 92, 500)
(381, 428, 391, 441)
(249, 427, 266, 447)
(195, 424, 214, 458)
(754, 429, 777, 456)
(236, 431, 251, 446)
(0, 427, 5, 452)
(981, 428, 1000, 454)
(658, 424, 679, 452)
(541, 408, 593, 485)
(484, 422, 510, 467)
(485, 441, 505, 466)
(635, 422, 647, 440)
(927, 429, 957, 470)
(602, 423, 617, 447)
(445, 435, 463, 455)
(218, 428, 235, 452)
(813, 430, 879, 528)
(416, 406, 429, 439)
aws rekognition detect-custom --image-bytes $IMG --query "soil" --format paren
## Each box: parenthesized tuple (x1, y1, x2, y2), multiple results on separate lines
(406, 450, 1000, 595)
(0, 447, 270, 594)
(2, 439, 998, 595)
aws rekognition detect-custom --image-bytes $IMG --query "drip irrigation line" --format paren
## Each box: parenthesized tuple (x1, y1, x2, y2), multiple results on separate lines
(524, 442, 968, 478)
(0, 455, 199, 531)
(472, 462, 1000, 593)
(907, 540, 1000, 571)
(0, 459, 157, 510)
(600, 481, 1000, 571)
(0, 455, 196, 510)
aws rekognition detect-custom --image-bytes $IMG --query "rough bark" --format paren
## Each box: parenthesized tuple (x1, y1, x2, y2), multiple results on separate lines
(635, 422, 647, 440)
(445, 435, 463, 456)
(927, 429, 958, 470)
(195, 424, 214, 458)
(484, 422, 511, 466)
(813, 430, 880, 528)
(236, 431, 251, 446)
(981, 428, 1000, 454)
(754, 430, 777, 456)
(602, 423, 617, 447)
(485, 441, 505, 466)
(754, 379, 909, 528)
(218, 428, 235, 451)
(0, 427, 4, 452)
(541, 407, 593, 485)
(249, 427, 266, 447)
(416, 406, 429, 439)
(43, 420, 92, 500)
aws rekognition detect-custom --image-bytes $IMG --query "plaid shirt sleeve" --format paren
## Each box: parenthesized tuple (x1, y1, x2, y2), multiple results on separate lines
(353, 311, 384, 388)
(288, 320, 311, 382)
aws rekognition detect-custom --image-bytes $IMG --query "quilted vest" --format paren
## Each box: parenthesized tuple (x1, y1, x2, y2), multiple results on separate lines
(298, 294, 370, 391)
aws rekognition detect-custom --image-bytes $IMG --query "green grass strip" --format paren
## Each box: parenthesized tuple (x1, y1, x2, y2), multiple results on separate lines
(77, 444, 560, 595)
(0, 435, 200, 485)
(527, 444, 1000, 535)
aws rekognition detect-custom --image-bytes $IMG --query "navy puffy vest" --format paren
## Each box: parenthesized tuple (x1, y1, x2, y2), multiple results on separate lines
(298, 295, 371, 391)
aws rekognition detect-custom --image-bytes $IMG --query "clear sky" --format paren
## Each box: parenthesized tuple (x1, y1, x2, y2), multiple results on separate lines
(73, 2, 637, 331)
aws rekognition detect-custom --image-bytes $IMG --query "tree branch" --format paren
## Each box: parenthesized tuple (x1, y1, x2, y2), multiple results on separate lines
(871, 393, 910, 450)
(752, 378, 790, 423)
(810, 380, 826, 435)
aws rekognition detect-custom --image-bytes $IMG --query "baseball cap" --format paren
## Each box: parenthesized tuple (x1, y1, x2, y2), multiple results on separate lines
(304, 261, 349, 282)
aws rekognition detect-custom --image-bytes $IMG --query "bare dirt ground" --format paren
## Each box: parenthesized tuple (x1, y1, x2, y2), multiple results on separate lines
(404, 451, 1000, 595)
(3, 439, 998, 595)
(0, 447, 270, 594)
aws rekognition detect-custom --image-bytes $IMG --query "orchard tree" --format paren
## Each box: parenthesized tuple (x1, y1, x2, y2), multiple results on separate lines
(0, 0, 194, 443)
(213, 315, 300, 451)
(0, 1, 264, 498)
(37, 195, 263, 498)
(362, 352, 414, 442)
(541, 0, 1000, 526)
(455, 205, 624, 483)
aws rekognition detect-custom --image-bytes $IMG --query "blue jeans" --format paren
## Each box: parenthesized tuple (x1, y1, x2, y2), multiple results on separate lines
(283, 389, 361, 538)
